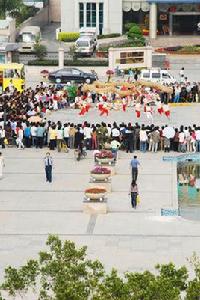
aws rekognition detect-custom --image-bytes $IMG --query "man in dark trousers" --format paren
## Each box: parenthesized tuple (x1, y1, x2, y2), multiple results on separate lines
(44, 152, 53, 183)
(130, 155, 140, 181)
(74, 126, 84, 153)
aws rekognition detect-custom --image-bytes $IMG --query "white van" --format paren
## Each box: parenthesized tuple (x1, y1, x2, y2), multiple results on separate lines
(18, 26, 41, 53)
(140, 69, 176, 85)
(79, 27, 97, 47)
(75, 36, 96, 56)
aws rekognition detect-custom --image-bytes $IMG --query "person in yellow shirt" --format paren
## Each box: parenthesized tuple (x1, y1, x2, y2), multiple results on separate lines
(49, 125, 57, 150)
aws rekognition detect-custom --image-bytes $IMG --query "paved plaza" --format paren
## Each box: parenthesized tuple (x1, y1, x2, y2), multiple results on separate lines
(1, 105, 200, 299)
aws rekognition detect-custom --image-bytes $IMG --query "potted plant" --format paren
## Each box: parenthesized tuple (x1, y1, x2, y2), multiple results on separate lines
(85, 187, 107, 201)
(91, 167, 111, 182)
(96, 150, 115, 165)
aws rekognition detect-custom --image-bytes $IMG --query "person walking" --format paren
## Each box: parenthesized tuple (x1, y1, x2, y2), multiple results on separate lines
(44, 152, 53, 183)
(130, 155, 140, 181)
(0, 152, 5, 179)
(129, 179, 139, 209)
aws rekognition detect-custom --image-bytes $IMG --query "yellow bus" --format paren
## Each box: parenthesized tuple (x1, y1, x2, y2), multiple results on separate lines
(0, 63, 25, 93)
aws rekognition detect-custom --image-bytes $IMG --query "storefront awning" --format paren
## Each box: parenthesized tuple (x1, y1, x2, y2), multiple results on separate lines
(123, 1, 150, 11)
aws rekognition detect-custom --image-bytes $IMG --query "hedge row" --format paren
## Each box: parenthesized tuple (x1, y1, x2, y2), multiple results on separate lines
(58, 32, 80, 42)
(97, 33, 121, 39)
(28, 59, 108, 67)
(58, 32, 121, 42)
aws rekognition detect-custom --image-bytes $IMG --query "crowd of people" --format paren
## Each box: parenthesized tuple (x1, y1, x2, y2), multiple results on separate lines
(0, 81, 199, 154)
(0, 118, 200, 154)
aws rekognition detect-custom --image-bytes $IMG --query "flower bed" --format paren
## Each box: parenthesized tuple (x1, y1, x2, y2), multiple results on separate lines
(91, 167, 111, 174)
(91, 167, 111, 182)
(96, 150, 115, 165)
(85, 188, 107, 194)
(155, 45, 200, 55)
(85, 187, 107, 200)
(96, 150, 114, 159)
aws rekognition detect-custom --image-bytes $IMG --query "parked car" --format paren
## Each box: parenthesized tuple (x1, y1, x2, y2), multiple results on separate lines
(48, 68, 97, 84)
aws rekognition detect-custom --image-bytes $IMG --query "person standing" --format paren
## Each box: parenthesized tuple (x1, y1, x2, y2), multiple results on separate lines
(0, 126, 5, 149)
(179, 67, 185, 82)
(130, 155, 140, 181)
(0, 152, 5, 179)
(44, 152, 53, 183)
(129, 179, 139, 209)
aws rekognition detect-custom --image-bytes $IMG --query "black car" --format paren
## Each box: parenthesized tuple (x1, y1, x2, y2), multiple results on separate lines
(48, 68, 97, 84)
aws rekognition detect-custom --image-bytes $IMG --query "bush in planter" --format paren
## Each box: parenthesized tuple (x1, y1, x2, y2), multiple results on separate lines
(58, 32, 80, 42)
(127, 25, 146, 47)
(91, 167, 111, 174)
(124, 23, 138, 32)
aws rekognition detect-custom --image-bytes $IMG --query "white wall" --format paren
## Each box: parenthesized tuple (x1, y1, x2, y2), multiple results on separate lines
(61, 0, 123, 34)
(107, 0, 123, 34)
(61, 0, 75, 32)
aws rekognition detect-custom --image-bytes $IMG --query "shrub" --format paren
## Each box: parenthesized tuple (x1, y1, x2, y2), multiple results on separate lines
(124, 23, 137, 32)
(127, 24, 146, 46)
(128, 25, 142, 37)
(97, 33, 121, 39)
(58, 32, 80, 42)
(33, 43, 47, 60)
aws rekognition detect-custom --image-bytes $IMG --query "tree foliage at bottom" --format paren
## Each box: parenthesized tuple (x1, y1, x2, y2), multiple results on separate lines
(0, 235, 200, 300)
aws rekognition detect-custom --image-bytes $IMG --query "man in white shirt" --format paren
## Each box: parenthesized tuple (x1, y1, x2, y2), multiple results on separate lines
(84, 124, 92, 150)
(63, 123, 70, 147)
(31, 124, 37, 147)
(0, 126, 5, 149)
(111, 126, 120, 141)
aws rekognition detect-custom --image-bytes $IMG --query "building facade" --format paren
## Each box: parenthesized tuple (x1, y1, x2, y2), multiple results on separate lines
(61, 0, 200, 38)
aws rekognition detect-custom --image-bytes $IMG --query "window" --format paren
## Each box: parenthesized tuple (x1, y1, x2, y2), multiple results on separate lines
(77, 40, 89, 47)
(99, 3, 104, 34)
(116, 52, 144, 64)
(143, 73, 150, 78)
(152, 73, 161, 79)
(0, 54, 5, 64)
(79, 3, 84, 28)
(86, 3, 96, 27)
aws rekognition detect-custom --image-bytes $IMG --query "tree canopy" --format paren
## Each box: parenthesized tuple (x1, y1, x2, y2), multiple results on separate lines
(0, 0, 23, 18)
(0, 235, 200, 300)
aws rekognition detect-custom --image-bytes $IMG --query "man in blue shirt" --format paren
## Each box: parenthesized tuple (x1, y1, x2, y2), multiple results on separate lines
(130, 155, 140, 181)
(44, 152, 53, 183)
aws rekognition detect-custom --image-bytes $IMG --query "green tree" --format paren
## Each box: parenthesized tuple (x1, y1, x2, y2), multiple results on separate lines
(127, 24, 146, 47)
(1, 236, 199, 300)
(186, 253, 200, 300)
(1, 235, 104, 300)
(34, 42, 47, 60)
(0, 0, 23, 18)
